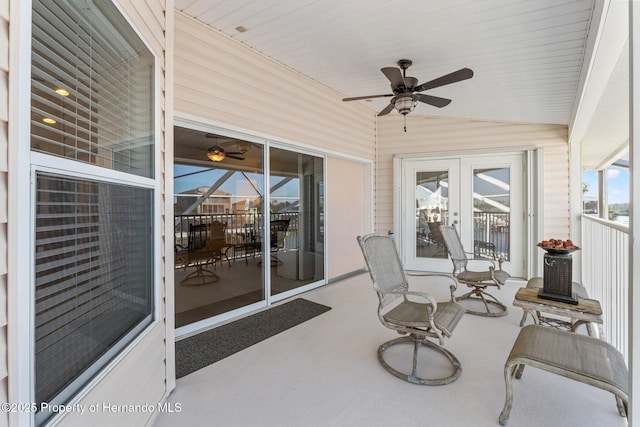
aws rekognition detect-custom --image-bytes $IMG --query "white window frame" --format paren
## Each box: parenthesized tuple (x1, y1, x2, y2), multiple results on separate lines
(9, 1, 163, 425)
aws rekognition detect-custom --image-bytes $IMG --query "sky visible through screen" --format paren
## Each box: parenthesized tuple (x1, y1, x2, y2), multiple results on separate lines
(174, 164, 298, 199)
(582, 166, 629, 205)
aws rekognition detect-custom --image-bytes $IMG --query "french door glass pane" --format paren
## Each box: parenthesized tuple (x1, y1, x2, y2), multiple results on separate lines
(415, 170, 449, 259)
(472, 167, 510, 261)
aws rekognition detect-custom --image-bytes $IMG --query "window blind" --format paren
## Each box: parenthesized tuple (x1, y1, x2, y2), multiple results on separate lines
(34, 173, 153, 410)
(31, 0, 154, 178)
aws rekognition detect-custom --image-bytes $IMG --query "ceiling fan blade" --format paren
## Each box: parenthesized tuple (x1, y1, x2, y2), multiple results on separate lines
(416, 94, 452, 108)
(377, 102, 396, 117)
(414, 68, 474, 92)
(226, 155, 245, 161)
(225, 151, 244, 155)
(381, 67, 406, 89)
(343, 93, 393, 101)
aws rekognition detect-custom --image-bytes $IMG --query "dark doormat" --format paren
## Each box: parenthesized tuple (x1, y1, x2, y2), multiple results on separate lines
(175, 298, 331, 378)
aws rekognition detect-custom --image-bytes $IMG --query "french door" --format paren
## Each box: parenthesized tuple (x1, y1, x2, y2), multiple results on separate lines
(401, 153, 525, 277)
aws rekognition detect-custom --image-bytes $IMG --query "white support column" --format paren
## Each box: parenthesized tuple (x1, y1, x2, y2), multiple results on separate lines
(629, 1, 639, 425)
(569, 140, 582, 282)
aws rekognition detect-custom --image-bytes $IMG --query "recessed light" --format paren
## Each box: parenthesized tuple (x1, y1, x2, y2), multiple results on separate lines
(42, 117, 56, 124)
(55, 88, 69, 96)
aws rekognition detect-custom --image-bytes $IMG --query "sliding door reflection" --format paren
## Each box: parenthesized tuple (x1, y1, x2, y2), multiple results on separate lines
(173, 127, 265, 328)
(173, 126, 326, 331)
(269, 148, 324, 296)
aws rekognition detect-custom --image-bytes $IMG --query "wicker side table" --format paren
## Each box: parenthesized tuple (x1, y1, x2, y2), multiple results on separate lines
(513, 286, 602, 337)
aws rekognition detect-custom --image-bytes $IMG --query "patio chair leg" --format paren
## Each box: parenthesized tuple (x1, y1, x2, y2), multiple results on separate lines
(616, 395, 627, 417)
(519, 309, 529, 327)
(456, 288, 508, 317)
(378, 335, 462, 386)
(180, 265, 220, 286)
(410, 338, 420, 383)
(499, 362, 518, 425)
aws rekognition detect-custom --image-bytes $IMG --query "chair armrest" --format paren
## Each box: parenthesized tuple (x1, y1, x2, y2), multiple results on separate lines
(385, 290, 451, 343)
(404, 271, 459, 302)
(456, 255, 498, 269)
(387, 290, 438, 313)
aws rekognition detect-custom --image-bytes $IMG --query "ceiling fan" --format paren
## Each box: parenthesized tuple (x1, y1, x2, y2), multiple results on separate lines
(342, 59, 473, 130)
(205, 134, 247, 162)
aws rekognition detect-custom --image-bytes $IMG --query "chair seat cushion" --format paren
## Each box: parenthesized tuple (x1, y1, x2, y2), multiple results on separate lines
(458, 269, 509, 285)
(383, 300, 465, 338)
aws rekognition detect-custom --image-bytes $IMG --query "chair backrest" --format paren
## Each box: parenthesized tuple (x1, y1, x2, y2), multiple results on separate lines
(207, 221, 228, 254)
(427, 221, 445, 245)
(357, 234, 408, 307)
(439, 225, 468, 273)
(188, 223, 209, 250)
(270, 219, 290, 249)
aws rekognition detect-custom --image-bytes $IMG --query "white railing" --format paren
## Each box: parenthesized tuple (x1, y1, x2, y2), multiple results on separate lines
(581, 214, 629, 362)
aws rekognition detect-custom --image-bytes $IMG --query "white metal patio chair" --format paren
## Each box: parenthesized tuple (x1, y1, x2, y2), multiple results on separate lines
(357, 233, 465, 385)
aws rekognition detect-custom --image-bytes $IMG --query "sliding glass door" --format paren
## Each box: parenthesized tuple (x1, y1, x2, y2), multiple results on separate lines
(269, 147, 325, 297)
(173, 127, 265, 329)
(173, 126, 325, 334)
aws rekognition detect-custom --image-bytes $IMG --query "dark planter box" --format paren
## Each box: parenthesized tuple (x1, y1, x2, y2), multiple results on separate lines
(538, 252, 579, 304)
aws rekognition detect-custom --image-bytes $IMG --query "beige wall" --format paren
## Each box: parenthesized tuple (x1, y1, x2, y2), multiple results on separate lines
(60, 325, 167, 427)
(0, 1, 8, 425)
(376, 115, 571, 238)
(173, 12, 375, 162)
(326, 157, 371, 278)
(173, 11, 376, 279)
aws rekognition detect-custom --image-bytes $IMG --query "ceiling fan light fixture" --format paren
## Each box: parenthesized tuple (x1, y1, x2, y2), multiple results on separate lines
(394, 95, 417, 115)
(234, 141, 252, 154)
(207, 146, 225, 162)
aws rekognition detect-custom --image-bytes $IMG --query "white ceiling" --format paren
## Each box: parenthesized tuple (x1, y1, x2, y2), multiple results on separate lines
(174, 0, 629, 165)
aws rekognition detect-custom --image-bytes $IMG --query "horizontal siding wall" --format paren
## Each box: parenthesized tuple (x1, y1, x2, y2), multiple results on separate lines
(174, 12, 375, 162)
(376, 115, 570, 239)
(173, 11, 376, 282)
(0, 1, 8, 425)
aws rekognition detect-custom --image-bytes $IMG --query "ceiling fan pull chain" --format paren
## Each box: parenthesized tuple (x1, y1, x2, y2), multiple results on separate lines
(404, 115, 407, 132)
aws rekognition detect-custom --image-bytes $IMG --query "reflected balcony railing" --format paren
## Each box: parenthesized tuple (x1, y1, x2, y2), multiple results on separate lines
(415, 211, 510, 261)
(473, 211, 510, 261)
(174, 212, 299, 264)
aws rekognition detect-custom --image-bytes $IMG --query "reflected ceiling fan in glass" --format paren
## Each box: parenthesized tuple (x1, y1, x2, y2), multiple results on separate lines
(205, 133, 246, 161)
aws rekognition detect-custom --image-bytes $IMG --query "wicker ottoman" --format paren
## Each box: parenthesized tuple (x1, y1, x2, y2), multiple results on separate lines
(499, 325, 628, 425)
